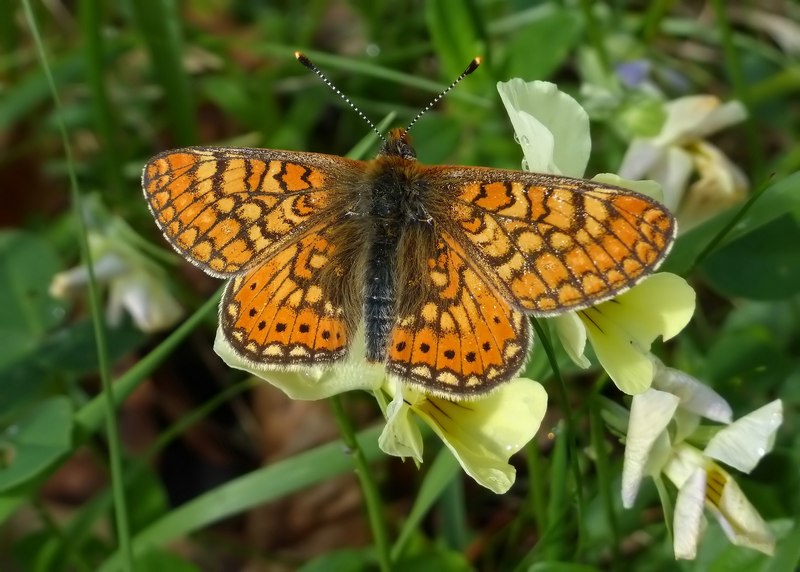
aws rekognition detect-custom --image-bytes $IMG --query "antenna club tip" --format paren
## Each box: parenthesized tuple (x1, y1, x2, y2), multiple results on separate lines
(295, 51, 312, 68)
(465, 57, 482, 75)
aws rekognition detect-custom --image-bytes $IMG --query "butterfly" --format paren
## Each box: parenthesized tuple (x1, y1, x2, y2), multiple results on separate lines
(142, 55, 676, 398)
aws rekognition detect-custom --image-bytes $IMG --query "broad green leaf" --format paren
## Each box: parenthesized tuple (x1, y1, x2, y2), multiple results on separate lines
(703, 325, 791, 392)
(136, 549, 201, 571)
(701, 215, 800, 300)
(0, 319, 144, 420)
(0, 397, 72, 491)
(663, 171, 800, 275)
(0, 230, 63, 365)
(504, 10, 582, 80)
(300, 548, 376, 572)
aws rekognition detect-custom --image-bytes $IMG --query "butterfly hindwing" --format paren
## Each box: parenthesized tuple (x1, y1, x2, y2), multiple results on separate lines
(220, 223, 361, 365)
(386, 231, 530, 396)
(142, 147, 363, 277)
(433, 166, 676, 315)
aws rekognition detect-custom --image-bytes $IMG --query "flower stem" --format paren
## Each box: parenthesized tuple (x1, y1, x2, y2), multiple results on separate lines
(329, 394, 391, 572)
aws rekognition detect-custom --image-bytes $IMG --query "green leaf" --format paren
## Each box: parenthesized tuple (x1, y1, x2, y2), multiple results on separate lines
(529, 564, 603, 572)
(701, 215, 800, 300)
(131, 0, 197, 145)
(300, 548, 376, 572)
(0, 397, 72, 491)
(394, 549, 472, 572)
(703, 324, 791, 392)
(0, 318, 144, 421)
(0, 229, 90, 415)
(136, 549, 201, 572)
(504, 10, 582, 80)
(392, 449, 460, 561)
(425, 0, 485, 85)
(663, 171, 800, 275)
(762, 519, 800, 572)
(0, 230, 63, 363)
(0, 53, 85, 130)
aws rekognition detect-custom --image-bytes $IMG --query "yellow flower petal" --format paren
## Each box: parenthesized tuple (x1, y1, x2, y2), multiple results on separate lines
(622, 389, 680, 507)
(708, 465, 775, 555)
(497, 79, 591, 177)
(378, 389, 425, 463)
(213, 327, 384, 400)
(552, 313, 590, 368)
(413, 379, 548, 494)
(591, 173, 665, 203)
(679, 141, 748, 231)
(580, 273, 696, 394)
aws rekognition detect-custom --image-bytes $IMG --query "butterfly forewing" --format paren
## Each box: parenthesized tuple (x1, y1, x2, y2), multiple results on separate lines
(142, 147, 362, 277)
(435, 167, 676, 315)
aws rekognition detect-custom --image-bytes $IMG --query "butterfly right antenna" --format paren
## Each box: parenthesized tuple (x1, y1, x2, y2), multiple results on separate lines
(295, 51, 385, 143)
(403, 57, 482, 136)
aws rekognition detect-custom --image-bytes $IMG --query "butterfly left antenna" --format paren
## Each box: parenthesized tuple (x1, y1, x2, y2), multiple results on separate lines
(295, 51, 385, 142)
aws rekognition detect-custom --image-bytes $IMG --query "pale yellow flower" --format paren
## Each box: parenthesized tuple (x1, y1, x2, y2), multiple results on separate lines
(217, 327, 549, 494)
(214, 327, 384, 400)
(378, 377, 548, 494)
(553, 273, 695, 394)
(50, 223, 183, 333)
(619, 95, 748, 231)
(498, 79, 693, 396)
(621, 363, 781, 559)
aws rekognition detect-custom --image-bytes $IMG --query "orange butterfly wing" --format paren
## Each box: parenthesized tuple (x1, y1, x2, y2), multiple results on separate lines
(220, 223, 360, 365)
(144, 147, 367, 363)
(435, 167, 676, 314)
(386, 232, 530, 396)
(142, 147, 360, 277)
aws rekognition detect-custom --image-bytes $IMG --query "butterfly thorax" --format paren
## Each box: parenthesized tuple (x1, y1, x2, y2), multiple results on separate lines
(378, 128, 417, 160)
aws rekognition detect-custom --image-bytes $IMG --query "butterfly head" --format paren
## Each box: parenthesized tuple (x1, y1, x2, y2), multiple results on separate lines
(379, 128, 417, 160)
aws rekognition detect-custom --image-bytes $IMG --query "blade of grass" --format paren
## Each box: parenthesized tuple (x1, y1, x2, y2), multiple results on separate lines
(579, 0, 611, 74)
(78, 0, 125, 196)
(437, 459, 469, 552)
(97, 425, 384, 571)
(590, 397, 620, 563)
(21, 1, 133, 569)
(640, 0, 673, 43)
(530, 319, 583, 560)
(61, 378, 255, 570)
(662, 171, 800, 275)
(391, 448, 460, 561)
(74, 286, 222, 435)
(131, 0, 197, 145)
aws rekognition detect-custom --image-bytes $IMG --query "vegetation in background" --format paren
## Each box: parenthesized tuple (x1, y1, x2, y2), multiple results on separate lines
(1, 1, 799, 570)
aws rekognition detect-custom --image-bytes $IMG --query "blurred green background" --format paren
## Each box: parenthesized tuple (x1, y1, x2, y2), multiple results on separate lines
(1, 1, 799, 571)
